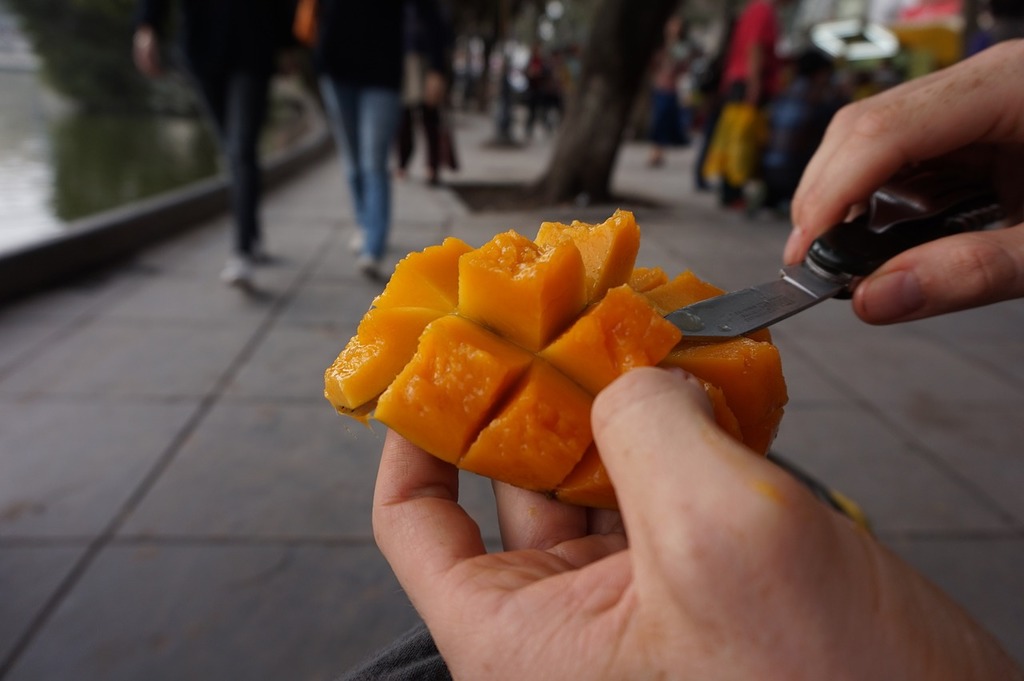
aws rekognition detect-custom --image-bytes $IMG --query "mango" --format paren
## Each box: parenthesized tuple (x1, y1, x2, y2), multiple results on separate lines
(324, 210, 787, 509)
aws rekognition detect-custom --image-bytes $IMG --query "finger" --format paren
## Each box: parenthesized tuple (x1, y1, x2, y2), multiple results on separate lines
(493, 481, 589, 551)
(586, 507, 626, 536)
(787, 42, 1024, 264)
(852, 224, 1024, 323)
(591, 369, 752, 564)
(372, 430, 486, 611)
(592, 368, 825, 597)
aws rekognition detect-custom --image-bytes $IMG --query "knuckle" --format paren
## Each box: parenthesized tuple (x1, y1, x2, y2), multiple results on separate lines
(847, 102, 898, 141)
(828, 100, 872, 136)
(948, 236, 1023, 301)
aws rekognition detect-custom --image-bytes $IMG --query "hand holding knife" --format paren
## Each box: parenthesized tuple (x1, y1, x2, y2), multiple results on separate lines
(667, 168, 1006, 340)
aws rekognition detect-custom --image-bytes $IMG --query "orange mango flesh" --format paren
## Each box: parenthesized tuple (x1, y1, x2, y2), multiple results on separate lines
(703, 382, 745, 444)
(373, 237, 471, 312)
(555, 445, 617, 509)
(663, 341, 787, 454)
(540, 284, 681, 395)
(375, 315, 533, 464)
(461, 360, 593, 492)
(323, 210, 787, 509)
(628, 266, 669, 293)
(324, 307, 445, 411)
(458, 230, 587, 352)
(643, 269, 726, 315)
(535, 209, 641, 301)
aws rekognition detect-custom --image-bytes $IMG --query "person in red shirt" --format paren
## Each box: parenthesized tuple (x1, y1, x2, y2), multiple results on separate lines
(721, 0, 787, 107)
(712, 0, 791, 206)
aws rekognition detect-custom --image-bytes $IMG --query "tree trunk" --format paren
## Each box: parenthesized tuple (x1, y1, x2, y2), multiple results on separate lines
(534, 0, 683, 204)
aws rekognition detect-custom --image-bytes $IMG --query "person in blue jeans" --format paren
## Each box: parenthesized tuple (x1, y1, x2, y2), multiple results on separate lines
(312, 0, 448, 281)
(133, 0, 295, 288)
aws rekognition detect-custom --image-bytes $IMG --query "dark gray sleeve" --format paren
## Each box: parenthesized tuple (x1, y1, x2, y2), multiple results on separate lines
(338, 622, 452, 681)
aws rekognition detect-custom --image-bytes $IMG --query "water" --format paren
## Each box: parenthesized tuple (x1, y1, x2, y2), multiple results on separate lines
(0, 68, 218, 254)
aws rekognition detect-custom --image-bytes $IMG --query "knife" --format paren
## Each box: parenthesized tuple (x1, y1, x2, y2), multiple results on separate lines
(666, 168, 1006, 340)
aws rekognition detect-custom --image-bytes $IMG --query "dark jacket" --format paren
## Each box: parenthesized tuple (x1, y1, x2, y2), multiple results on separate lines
(135, 0, 296, 77)
(314, 0, 447, 89)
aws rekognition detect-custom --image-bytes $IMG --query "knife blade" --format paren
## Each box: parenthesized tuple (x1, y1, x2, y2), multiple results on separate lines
(666, 168, 1005, 340)
(665, 261, 851, 339)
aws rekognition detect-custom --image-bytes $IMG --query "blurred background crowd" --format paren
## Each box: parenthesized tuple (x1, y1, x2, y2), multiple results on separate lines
(1, 0, 1021, 270)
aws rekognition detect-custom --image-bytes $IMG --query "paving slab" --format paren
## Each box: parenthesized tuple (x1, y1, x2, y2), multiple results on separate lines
(905, 404, 1024, 524)
(223, 323, 355, 402)
(887, 536, 1024, 665)
(2, 544, 423, 681)
(773, 404, 1014, 533)
(0, 546, 85, 665)
(118, 402, 385, 539)
(0, 399, 197, 537)
(0, 319, 259, 401)
(276, 277, 380, 328)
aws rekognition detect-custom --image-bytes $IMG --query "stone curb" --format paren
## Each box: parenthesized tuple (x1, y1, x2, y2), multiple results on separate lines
(0, 123, 333, 306)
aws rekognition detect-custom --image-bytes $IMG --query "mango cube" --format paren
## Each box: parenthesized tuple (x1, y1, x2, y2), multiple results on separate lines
(461, 360, 592, 491)
(662, 338, 787, 451)
(541, 285, 682, 395)
(555, 446, 617, 510)
(374, 237, 472, 312)
(535, 209, 641, 301)
(375, 315, 532, 463)
(324, 306, 445, 412)
(458, 230, 586, 352)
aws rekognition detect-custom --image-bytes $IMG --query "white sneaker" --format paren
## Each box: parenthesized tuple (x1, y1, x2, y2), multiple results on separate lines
(348, 230, 365, 254)
(220, 255, 254, 287)
(357, 254, 384, 282)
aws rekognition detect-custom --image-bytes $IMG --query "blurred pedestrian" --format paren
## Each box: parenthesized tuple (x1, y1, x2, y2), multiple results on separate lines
(395, 2, 455, 187)
(523, 43, 555, 140)
(756, 49, 845, 215)
(691, 15, 735, 191)
(967, 0, 1024, 55)
(701, 0, 792, 208)
(647, 16, 690, 167)
(312, 0, 448, 281)
(132, 0, 296, 288)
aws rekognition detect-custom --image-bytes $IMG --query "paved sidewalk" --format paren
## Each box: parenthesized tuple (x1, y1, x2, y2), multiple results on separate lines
(1, 112, 1022, 680)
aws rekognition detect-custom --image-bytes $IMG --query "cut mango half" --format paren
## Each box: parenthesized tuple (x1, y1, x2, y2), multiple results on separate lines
(324, 209, 787, 508)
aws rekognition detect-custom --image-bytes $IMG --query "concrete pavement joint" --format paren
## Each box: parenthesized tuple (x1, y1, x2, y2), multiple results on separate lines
(781, 334, 1023, 531)
(911, 325, 1024, 400)
(0, 223, 338, 680)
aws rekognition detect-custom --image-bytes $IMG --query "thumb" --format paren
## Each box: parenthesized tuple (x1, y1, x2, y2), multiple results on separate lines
(591, 368, 780, 568)
(853, 225, 1024, 324)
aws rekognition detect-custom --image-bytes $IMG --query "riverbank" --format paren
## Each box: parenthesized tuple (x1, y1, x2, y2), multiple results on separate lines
(0, 67, 321, 252)
(0, 80, 332, 305)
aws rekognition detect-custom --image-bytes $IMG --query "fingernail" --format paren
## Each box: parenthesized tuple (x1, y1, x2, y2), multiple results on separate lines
(860, 270, 925, 320)
(664, 366, 696, 383)
(663, 368, 711, 403)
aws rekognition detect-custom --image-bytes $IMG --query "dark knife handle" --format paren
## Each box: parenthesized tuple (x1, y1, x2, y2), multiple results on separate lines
(807, 167, 1004, 282)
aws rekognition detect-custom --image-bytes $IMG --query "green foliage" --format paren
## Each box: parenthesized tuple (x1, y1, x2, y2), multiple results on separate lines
(49, 112, 218, 219)
(7, 0, 193, 113)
